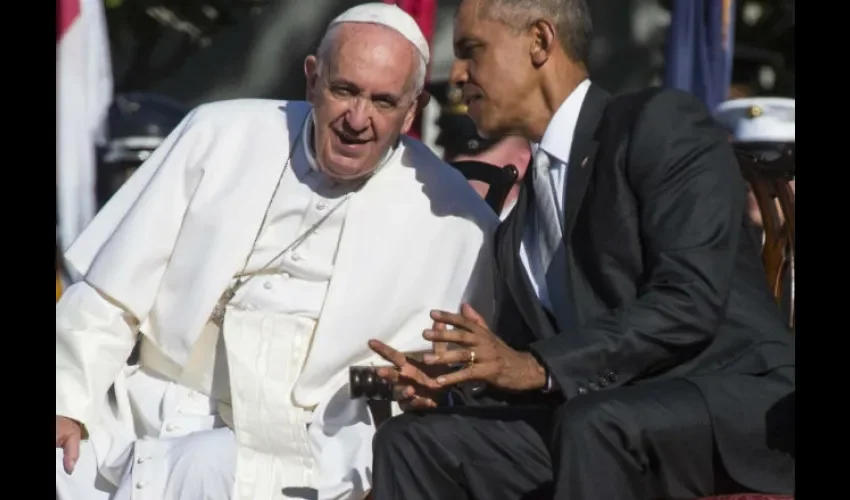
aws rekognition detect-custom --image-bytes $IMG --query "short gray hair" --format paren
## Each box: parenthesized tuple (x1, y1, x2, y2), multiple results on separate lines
(316, 23, 427, 94)
(479, 0, 593, 66)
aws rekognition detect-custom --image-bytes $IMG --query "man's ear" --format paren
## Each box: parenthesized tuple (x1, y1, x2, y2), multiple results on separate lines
(529, 19, 557, 67)
(304, 55, 319, 102)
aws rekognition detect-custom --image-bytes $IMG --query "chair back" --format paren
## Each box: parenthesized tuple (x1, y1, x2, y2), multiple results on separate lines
(735, 148, 795, 330)
(450, 160, 520, 214)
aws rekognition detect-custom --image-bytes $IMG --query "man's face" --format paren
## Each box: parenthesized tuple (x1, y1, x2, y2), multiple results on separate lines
(305, 24, 418, 181)
(451, 0, 537, 138)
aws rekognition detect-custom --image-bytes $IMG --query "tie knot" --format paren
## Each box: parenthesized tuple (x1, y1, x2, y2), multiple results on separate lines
(534, 148, 551, 176)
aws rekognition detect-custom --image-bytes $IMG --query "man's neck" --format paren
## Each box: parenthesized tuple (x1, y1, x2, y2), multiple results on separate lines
(524, 65, 588, 142)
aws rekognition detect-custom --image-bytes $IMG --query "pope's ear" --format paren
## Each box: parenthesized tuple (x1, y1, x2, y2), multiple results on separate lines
(416, 91, 431, 113)
(304, 55, 319, 101)
(400, 91, 430, 134)
(401, 91, 429, 135)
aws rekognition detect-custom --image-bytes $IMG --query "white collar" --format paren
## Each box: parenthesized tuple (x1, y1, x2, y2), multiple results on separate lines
(537, 79, 591, 165)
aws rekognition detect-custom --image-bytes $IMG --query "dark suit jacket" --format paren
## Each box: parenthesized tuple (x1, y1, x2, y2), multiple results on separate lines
(746, 223, 794, 326)
(489, 85, 795, 492)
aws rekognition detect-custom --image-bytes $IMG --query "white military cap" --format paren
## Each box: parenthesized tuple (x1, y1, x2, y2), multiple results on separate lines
(714, 97, 795, 143)
(328, 3, 430, 65)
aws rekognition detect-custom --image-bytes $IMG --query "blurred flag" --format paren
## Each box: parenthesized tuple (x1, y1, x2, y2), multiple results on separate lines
(57, 0, 113, 254)
(663, 0, 736, 112)
(384, 0, 436, 139)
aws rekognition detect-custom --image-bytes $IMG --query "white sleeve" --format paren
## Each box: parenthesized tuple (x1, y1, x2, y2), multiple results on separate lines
(56, 281, 138, 432)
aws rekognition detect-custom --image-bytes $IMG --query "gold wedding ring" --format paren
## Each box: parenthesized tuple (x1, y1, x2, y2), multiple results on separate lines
(468, 350, 476, 366)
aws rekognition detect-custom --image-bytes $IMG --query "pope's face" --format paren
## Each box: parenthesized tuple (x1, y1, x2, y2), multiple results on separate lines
(305, 24, 419, 181)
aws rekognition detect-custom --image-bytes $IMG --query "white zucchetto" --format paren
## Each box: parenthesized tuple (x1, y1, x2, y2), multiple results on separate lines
(327, 3, 430, 65)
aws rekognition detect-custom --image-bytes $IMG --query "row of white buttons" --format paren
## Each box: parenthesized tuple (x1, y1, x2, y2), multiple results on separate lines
(175, 390, 207, 417)
(136, 452, 150, 488)
(135, 455, 152, 489)
(133, 438, 159, 492)
(262, 272, 292, 290)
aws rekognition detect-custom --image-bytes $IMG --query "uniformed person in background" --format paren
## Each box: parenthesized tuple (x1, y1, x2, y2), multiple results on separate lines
(97, 92, 191, 208)
(432, 82, 531, 219)
(714, 97, 794, 230)
(714, 96, 795, 325)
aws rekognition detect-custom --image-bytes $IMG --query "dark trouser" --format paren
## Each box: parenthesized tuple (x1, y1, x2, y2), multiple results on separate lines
(372, 379, 747, 500)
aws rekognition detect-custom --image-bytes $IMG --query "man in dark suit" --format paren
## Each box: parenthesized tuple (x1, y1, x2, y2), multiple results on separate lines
(367, 1, 795, 499)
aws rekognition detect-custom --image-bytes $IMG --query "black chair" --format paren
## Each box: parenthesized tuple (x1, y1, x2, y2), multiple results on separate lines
(735, 147, 795, 330)
(450, 160, 520, 214)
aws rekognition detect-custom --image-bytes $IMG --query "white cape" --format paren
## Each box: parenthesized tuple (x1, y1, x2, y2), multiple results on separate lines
(57, 99, 499, 499)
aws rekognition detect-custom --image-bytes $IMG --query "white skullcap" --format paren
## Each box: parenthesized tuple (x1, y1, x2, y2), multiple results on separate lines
(714, 97, 795, 143)
(328, 3, 430, 65)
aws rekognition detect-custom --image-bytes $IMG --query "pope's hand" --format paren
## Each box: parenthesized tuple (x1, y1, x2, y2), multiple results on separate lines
(56, 416, 83, 474)
(368, 321, 453, 410)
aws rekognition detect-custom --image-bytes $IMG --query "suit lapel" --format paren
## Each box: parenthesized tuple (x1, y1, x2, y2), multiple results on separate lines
(498, 174, 557, 339)
(498, 84, 611, 340)
(562, 84, 609, 239)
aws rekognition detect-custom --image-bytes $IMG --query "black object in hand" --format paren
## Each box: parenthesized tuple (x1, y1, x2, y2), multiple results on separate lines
(349, 366, 394, 400)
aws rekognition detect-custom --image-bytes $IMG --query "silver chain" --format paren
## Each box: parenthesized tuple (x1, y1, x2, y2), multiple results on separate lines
(210, 114, 357, 325)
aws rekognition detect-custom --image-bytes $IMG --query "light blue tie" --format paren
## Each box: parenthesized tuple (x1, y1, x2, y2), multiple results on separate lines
(532, 148, 571, 330)
(532, 149, 562, 270)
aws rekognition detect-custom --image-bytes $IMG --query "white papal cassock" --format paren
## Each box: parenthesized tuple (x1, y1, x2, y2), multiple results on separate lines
(56, 99, 498, 500)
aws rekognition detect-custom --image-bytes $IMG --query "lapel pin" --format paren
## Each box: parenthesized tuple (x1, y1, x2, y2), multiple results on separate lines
(581, 156, 589, 168)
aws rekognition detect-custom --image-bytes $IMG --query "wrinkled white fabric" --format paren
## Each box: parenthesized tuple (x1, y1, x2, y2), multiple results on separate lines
(56, 98, 498, 500)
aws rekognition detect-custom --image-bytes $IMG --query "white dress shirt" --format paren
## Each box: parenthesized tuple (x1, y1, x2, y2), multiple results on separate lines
(519, 79, 591, 311)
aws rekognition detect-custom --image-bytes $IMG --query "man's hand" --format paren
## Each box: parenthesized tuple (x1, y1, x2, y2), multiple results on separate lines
(368, 321, 453, 410)
(423, 304, 548, 392)
(56, 416, 83, 474)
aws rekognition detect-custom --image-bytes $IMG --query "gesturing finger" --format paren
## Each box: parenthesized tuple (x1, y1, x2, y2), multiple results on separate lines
(424, 348, 475, 366)
(430, 309, 483, 333)
(461, 303, 489, 329)
(61, 433, 80, 474)
(392, 384, 415, 402)
(435, 364, 486, 387)
(432, 320, 449, 355)
(375, 366, 400, 384)
(369, 339, 407, 368)
(423, 327, 478, 346)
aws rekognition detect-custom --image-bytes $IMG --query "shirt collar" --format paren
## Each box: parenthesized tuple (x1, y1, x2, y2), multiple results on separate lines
(537, 79, 591, 165)
(301, 110, 320, 174)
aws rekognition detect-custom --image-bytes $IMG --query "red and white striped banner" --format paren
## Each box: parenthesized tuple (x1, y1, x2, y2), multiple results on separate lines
(56, 0, 113, 253)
